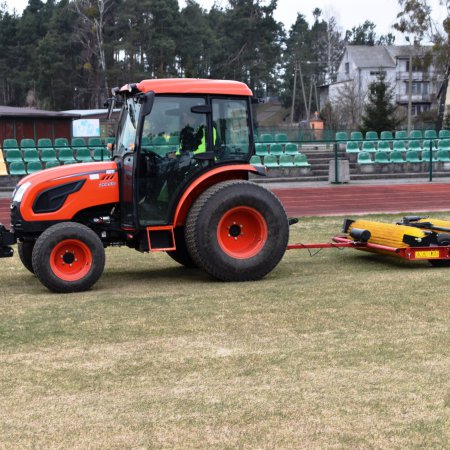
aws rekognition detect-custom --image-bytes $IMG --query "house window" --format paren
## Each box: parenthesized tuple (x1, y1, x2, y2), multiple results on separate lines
(345, 62, 349, 75)
(370, 70, 386, 76)
(411, 103, 431, 116)
(408, 82, 429, 95)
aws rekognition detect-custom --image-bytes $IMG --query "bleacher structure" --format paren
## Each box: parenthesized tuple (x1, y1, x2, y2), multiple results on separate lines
(1, 137, 114, 176)
(2, 129, 450, 183)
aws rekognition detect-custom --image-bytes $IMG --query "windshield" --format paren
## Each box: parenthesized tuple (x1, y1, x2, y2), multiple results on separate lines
(115, 97, 141, 157)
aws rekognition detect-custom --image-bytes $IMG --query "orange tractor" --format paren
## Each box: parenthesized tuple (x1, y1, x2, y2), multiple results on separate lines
(0, 79, 289, 292)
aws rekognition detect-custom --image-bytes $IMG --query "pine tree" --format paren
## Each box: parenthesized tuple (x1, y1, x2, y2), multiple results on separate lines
(361, 72, 400, 133)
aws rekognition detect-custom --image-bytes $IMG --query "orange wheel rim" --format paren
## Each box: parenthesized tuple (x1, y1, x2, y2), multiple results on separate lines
(217, 206, 268, 259)
(50, 239, 92, 281)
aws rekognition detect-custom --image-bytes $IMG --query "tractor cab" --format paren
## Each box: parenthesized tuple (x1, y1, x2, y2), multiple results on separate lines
(108, 79, 256, 230)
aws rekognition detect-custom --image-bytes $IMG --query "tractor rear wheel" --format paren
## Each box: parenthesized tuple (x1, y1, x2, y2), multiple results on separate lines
(185, 180, 288, 281)
(18, 240, 35, 274)
(32, 222, 105, 293)
(166, 227, 197, 268)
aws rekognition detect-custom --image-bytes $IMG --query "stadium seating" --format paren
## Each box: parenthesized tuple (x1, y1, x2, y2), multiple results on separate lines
(250, 155, 262, 165)
(9, 161, 27, 176)
(393, 140, 407, 152)
(346, 141, 359, 153)
(362, 141, 376, 153)
(405, 150, 421, 163)
(40, 149, 58, 163)
(438, 130, 450, 139)
(380, 131, 393, 141)
(20, 138, 37, 151)
(269, 143, 283, 157)
(255, 144, 269, 157)
(26, 161, 43, 174)
(409, 130, 422, 139)
(437, 149, 450, 162)
(357, 151, 373, 164)
(58, 148, 77, 164)
(38, 138, 53, 150)
(3, 139, 19, 150)
(335, 132, 348, 141)
(279, 155, 294, 167)
(395, 130, 407, 139)
(365, 131, 378, 141)
(377, 141, 391, 152)
(23, 149, 40, 163)
(421, 149, 436, 162)
(293, 154, 310, 167)
(275, 133, 288, 143)
(284, 143, 298, 155)
(390, 150, 405, 163)
(263, 154, 278, 167)
(374, 151, 390, 163)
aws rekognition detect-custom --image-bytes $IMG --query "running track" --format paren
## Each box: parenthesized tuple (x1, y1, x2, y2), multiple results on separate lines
(1, 182, 450, 226)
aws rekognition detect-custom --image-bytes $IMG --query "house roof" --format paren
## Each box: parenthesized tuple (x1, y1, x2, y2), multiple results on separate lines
(346, 46, 396, 68)
(0, 106, 80, 119)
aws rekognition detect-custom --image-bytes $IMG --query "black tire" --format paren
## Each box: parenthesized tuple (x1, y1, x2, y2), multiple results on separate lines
(185, 180, 288, 281)
(166, 227, 197, 268)
(18, 240, 35, 274)
(32, 222, 105, 293)
(429, 233, 450, 267)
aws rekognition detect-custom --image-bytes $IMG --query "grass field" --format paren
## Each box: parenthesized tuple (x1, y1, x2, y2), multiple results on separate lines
(1, 213, 449, 449)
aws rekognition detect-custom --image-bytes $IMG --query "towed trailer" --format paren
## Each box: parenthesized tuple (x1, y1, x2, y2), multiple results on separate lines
(287, 216, 450, 267)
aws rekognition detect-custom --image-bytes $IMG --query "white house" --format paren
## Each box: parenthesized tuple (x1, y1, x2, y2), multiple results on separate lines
(327, 45, 440, 119)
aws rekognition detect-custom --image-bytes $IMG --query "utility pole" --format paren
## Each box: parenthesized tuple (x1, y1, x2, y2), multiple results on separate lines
(406, 37, 413, 136)
(290, 63, 297, 124)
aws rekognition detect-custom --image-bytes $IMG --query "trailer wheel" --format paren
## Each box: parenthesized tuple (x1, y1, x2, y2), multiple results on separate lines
(166, 227, 197, 268)
(32, 222, 105, 293)
(185, 180, 288, 281)
(429, 233, 450, 267)
(18, 240, 35, 274)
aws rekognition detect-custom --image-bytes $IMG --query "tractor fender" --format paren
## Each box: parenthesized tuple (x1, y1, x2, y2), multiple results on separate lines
(173, 164, 259, 227)
(16, 162, 119, 223)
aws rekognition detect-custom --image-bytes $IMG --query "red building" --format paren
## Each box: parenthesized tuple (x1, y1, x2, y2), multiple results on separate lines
(0, 106, 80, 144)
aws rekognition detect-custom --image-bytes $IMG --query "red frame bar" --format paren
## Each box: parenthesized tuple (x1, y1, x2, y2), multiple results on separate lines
(287, 235, 450, 261)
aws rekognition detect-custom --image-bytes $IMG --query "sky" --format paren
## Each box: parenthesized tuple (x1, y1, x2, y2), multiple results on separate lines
(5, 0, 448, 44)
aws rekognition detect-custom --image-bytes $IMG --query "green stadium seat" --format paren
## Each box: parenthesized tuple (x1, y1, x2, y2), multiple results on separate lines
(263, 154, 278, 167)
(293, 154, 310, 167)
(9, 161, 27, 175)
(255, 144, 269, 157)
(3, 138, 19, 150)
(374, 151, 390, 163)
(92, 148, 111, 161)
(5, 149, 23, 162)
(26, 161, 43, 174)
(408, 140, 421, 151)
(424, 129, 437, 140)
(395, 130, 407, 139)
(377, 141, 391, 152)
(54, 137, 70, 149)
(71, 138, 89, 151)
(421, 149, 436, 162)
(437, 139, 450, 150)
(275, 133, 288, 143)
(23, 149, 40, 163)
(409, 130, 422, 139)
(152, 136, 166, 145)
(357, 151, 373, 164)
(335, 131, 348, 141)
(362, 141, 376, 152)
(284, 143, 298, 155)
(259, 133, 273, 143)
(350, 131, 363, 141)
(438, 130, 450, 139)
(279, 154, 294, 167)
(45, 160, 61, 169)
(167, 135, 179, 146)
(40, 149, 57, 163)
(437, 149, 450, 162)
(250, 155, 262, 165)
(105, 137, 115, 145)
(405, 150, 421, 163)
(380, 131, 394, 140)
(390, 150, 405, 163)
(423, 139, 437, 150)
(76, 148, 93, 162)
(37, 138, 53, 149)
(269, 143, 283, 156)
(58, 148, 77, 163)
(20, 138, 37, 151)
(365, 131, 378, 141)
(393, 140, 406, 152)
(87, 137, 103, 152)
(346, 141, 359, 153)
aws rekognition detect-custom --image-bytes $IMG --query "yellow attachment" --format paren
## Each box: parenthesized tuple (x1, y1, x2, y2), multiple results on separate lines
(347, 219, 427, 248)
(417, 218, 450, 229)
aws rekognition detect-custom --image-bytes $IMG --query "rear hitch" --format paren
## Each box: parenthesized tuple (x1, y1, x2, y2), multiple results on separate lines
(0, 223, 16, 258)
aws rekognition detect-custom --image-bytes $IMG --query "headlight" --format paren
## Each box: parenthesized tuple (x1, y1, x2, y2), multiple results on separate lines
(12, 182, 31, 203)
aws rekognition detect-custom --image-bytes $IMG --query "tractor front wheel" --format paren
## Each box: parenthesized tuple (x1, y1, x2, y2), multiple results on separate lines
(185, 180, 288, 281)
(32, 222, 105, 293)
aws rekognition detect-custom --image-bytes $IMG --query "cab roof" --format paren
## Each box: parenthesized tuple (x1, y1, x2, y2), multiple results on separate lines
(134, 78, 253, 97)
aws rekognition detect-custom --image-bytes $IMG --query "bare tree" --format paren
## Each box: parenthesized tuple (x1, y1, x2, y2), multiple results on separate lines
(72, 0, 111, 105)
(331, 80, 367, 129)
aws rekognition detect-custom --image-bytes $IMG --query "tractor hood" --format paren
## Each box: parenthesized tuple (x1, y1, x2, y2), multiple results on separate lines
(12, 161, 120, 224)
